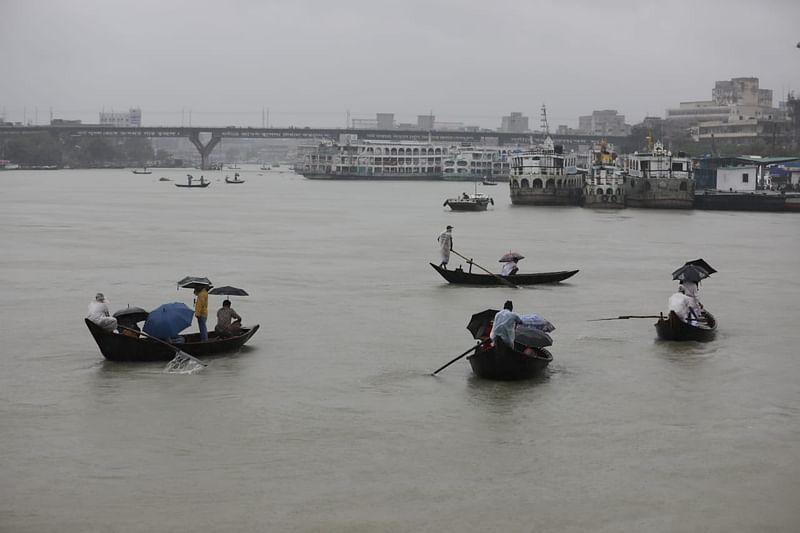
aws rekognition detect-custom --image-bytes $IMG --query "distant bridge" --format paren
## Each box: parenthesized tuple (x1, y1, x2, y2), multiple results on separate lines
(0, 124, 624, 169)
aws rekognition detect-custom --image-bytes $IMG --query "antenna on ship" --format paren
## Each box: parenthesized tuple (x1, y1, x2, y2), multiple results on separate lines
(540, 104, 550, 136)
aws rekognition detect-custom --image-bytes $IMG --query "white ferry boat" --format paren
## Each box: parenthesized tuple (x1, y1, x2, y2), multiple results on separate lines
(443, 146, 513, 182)
(582, 141, 625, 208)
(299, 139, 447, 180)
(622, 139, 694, 209)
(508, 137, 583, 206)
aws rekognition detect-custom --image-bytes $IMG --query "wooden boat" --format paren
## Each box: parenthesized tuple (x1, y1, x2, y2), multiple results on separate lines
(482, 178, 498, 186)
(175, 181, 210, 188)
(225, 177, 245, 184)
(468, 340, 552, 380)
(655, 310, 716, 342)
(430, 263, 578, 285)
(132, 167, 152, 175)
(443, 193, 493, 211)
(85, 318, 260, 362)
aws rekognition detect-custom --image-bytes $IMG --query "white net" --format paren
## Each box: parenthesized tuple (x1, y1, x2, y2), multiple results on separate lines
(164, 352, 206, 374)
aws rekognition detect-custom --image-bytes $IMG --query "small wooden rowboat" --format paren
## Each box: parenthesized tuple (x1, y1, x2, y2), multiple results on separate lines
(85, 318, 259, 362)
(225, 177, 245, 184)
(655, 310, 717, 342)
(175, 181, 210, 188)
(430, 263, 578, 286)
(468, 340, 552, 380)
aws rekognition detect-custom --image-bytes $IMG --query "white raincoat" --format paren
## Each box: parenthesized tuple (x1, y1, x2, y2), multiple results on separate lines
(437, 229, 453, 265)
(87, 299, 118, 332)
(501, 261, 519, 276)
(490, 309, 522, 347)
(668, 292, 697, 323)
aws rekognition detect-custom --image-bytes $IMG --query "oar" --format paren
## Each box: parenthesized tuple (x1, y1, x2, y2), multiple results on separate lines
(587, 315, 662, 322)
(431, 342, 481, 376)
(450, 249, 519, 289)
(118, 325, 207, 367)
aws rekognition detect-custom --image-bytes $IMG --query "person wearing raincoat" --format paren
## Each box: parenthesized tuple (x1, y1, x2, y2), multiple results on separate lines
(501, 259, 519, 276)
(87, 292, 118, 332)
(490, 300, 523, 348)
(437, 225, 453, 269)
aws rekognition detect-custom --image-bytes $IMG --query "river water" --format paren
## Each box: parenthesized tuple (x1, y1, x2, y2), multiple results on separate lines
(1, 167, 799, 532)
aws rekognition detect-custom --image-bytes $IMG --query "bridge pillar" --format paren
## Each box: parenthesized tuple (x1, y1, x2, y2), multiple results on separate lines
(188, 131, 222, 170)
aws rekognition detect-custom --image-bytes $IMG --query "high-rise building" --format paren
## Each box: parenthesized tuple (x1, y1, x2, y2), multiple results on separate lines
(417, 115, 435, 130)
(500, 112, 528, 133)
(376, 113, 395, 130)
(577, 110, 631, 136)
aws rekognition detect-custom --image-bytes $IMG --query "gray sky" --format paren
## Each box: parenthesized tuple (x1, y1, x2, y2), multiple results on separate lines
(2, 0, 799, 129)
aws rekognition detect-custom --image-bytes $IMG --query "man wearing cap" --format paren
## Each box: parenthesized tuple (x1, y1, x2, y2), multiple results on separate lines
(437, 225, 454, 269)
(87, 292, 118, 332)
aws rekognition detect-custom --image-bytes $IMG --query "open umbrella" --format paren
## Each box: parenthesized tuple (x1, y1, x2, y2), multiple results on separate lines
(672, 264, 709, 283)
(143, 302, 194, 339)
(177, 276, 213, 290)
(680, 258, 717, 276)
(209, 286, 249, 296)
(467, 309, 499, 339)
(112, 306, 149, 324)
(499, 251, 525, 263)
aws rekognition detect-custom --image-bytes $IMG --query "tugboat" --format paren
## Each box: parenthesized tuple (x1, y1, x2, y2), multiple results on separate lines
(583, 141, 625, 209)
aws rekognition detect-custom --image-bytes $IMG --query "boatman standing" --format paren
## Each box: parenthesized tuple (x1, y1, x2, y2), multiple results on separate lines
(437, 225, 454, 269)
(490, 300, 523, 348)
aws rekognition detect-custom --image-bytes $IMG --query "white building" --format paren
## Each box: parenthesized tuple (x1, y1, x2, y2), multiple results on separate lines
(716, 165, 758, 191)
(99, 107, 141, 127)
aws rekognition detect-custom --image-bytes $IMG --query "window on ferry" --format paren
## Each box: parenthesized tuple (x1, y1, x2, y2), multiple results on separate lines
(742, 173, 749, 183)
(606, 188, 613, 195)
(545, 179, 555, 189)
(596, 188, 603, 195)
(679, 181, 688, 191)
(671, 162, 683, 171)
(521, 179, 531, 188)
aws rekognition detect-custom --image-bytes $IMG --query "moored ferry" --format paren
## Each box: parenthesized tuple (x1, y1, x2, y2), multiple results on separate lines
(622, 140, 694, 209)
(582, 141, 625, 208)
(299, 139, 447, 180)
(508, 136, 583, 206)
(443, 145, 514, 182)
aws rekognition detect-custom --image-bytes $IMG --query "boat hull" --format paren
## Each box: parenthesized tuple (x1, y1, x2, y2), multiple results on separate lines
(625, 177, 694, 209)
(655, 311, 716, 342)
(85, 318, 260, 361)
(694, 191, 791, 212)
(468, 340, 552, 380)
(175, 182, 210, 188)
(430, 263, 578, 285)
(583, 194, 625, 209)
(509, 187, 584, 206)
(225, 179, 245, 184)
(301, 171, 442, 181)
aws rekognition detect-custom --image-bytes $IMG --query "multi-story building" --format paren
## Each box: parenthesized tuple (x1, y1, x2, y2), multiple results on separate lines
(500, 112, 529, 133)
(665, 77, 783, 142)
(99, 107, 142, 127)
(577, 110, 631, 136)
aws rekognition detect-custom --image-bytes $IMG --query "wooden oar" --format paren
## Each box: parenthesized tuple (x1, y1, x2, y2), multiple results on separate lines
(450, 249, 519, 289)
(118, 325, 208, 367)
(587, 315, 662, 322)
(431, 342, 482, 376)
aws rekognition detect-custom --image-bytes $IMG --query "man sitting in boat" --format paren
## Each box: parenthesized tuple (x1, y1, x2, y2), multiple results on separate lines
(490, 300, 523, 348)
(501, 259, 520, 276)
(87, 292, 118, 332)
(214, 299, 242, 337)
(679, 280, 703, 315)
(668, 286, 700, 325)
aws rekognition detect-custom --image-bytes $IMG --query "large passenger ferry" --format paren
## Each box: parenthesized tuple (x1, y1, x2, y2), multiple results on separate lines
(298, 138, 447, 180)
(443, 145, 514, 181)
(582, 141, 625, 209)
(508, 136, 583, 206)
(622, 139, 694, 208)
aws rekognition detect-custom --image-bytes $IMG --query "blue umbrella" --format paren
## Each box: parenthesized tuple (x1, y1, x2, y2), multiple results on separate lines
(143, 302, 194, 339)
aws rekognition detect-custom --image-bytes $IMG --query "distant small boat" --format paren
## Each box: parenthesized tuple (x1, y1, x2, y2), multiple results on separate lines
(132, 167, 152, 175)
(176, 174, 209, 188)
(225, 173, 245, 184)
(482, 177, 498, 186)
(158, 177, 171, 182)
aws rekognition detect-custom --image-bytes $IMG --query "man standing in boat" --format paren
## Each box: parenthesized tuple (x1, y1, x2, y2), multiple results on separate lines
(490, 300, 522, 348)
(194, 285, 209, 341)
(437, 225, 453, 269)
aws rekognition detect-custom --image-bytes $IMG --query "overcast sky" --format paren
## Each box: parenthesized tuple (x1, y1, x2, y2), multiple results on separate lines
(2, 0, 799, 129)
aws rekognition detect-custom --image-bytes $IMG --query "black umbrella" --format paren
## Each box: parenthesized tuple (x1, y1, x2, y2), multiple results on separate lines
(209, 286, 249, 296)
(683, 258, 717, 275)
(112, 306, 149, 323)
(177, 276, 213, 290)
(672, 264, 709, 283)
(467, 309, 498, 339)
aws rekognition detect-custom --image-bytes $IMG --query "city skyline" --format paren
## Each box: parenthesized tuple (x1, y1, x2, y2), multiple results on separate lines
(2, 0, 800, 129)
